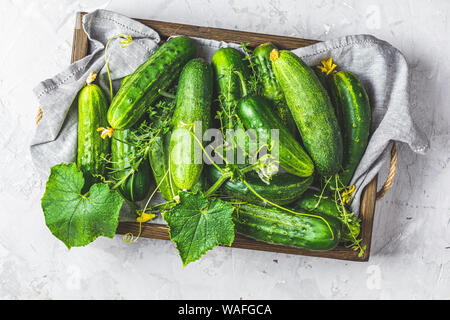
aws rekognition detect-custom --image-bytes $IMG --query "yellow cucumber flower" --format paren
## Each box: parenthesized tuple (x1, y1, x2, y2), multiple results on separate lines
(317, 57, 337, 75)
(136, 212, 156, 223)
(341, 185, 356, 204)
(97, 127, 114, 139)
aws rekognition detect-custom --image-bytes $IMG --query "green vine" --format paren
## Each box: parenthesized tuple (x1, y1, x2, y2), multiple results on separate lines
(104, 34, 133, 101)
(240, 42, 261, 95)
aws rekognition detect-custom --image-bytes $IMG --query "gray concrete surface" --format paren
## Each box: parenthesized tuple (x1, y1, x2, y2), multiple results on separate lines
(0, 0, 448, 299)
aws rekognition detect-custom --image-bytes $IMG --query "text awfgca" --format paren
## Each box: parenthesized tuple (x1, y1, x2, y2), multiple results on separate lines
(178, 303, 272, 317)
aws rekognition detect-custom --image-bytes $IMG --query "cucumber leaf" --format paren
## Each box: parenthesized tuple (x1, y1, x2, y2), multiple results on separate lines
(41, 163, 123, 249)
(163, 192, 235, 266)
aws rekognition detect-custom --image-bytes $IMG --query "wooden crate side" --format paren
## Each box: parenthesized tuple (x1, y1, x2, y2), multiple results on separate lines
(71, 12, 89, 63)
(134, 18, 319, 49)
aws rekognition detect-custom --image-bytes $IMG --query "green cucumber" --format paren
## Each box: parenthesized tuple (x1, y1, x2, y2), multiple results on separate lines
(330, 71, 371, 185)
(271, 50, 343, 176)
(293, 189, 360, 240)
(191, 171, 207, 194)
(313, 68, 343, 131)
(149, 131, 206, 202)
(111, 129, 152, 202)
(294, 189, 342, 217)
(170, 58, 213, 190)
(313, 68, 332, 92)
(253, 43, 297, 135)
(207, 165, 312, 206)
(149, 132, 179, 201)
(233, 203, 341, 251)
(211, 47, 250, 130)
(237, 95, 314, 177)
(77, 73, 110, 190)
(211, 47, 256, 163)
(107, 36, 197, 130)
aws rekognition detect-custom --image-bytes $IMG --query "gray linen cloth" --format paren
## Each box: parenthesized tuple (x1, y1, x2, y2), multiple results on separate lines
(31, 9, 429, 216)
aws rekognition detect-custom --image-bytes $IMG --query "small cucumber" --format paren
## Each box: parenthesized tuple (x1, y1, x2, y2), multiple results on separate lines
(149, 132, 179, 201)
(107, 36, 197, 130)
(271, 50, 343, 176)
(77, 73, 110, 190)
(330, 71, 371, 185)
(253, 43, 297, 135)
(294, 189, 342, 217)
(111, 128, 152, 202)
(170, 58, 213, 190)
(211, 47, 250, 130)
(233, 203, 342, 251)
(207, 165, 312, 206)
(237, 95, 314, 177)
(293, 189, 360, 240)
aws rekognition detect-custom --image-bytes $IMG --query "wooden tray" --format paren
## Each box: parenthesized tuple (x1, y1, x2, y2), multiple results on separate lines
(71, 12, 377, 262)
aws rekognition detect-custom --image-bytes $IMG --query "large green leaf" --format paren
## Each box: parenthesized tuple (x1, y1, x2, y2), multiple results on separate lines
(41, 163, 123, 249)
(163, 192, 235, 266)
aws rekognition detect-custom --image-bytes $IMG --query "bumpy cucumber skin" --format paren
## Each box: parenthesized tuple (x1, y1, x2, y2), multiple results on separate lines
(207, 165, 312, 206)
(331, 71, 371, 185)
(233, 203, 341, 251)
(313, 68, 343, 132)
(149, 133, 179, 201)
(211, 47, 254, 163)
(170, 58, 213, 190)
(293, 189, 360, 240)
(211, 47, 250, 130)
(77, 82, 110, 189)
(313, 68, 332, 93)
(107, 36, 197, 130)
(294, 189, 341, 217)
(272, 50, 343, 177)
(253, 43, 297, 136)
(254, 43, 284, 101)
(237, 95, 314, 177)
(111, 129, 152, 202)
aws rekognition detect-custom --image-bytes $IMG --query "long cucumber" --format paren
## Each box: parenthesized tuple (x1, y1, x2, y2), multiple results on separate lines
(233, 203, 342, 251)
(330, 71, 371, 185)
(207, 165, 312, 206)
(77, 72, 110, 190)
(253, 43, 297, 135)
(271, 50, 343, 176)
(211, 47, 251, 131)
(170, 58, 213, 190)
(107, 36, 197, 130)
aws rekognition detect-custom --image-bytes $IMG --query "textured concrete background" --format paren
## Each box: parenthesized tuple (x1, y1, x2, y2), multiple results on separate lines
(0, 0, 449, 299)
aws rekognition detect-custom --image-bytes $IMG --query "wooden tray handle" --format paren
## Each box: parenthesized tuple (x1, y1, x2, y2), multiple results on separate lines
(376, 142, 397, 200)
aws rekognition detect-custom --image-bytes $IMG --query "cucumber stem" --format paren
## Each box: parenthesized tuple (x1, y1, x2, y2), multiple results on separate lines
(158, 89, 176, 99)
(204, 171, 233, 197)
(105, 34, 133, 101)
(234, 70, 248, 97)
(203, 162, 267, 198)
(86, 72, 97, 85)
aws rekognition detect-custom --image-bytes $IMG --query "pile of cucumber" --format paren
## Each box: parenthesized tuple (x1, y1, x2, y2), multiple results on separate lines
(74, 35, 371, 254)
